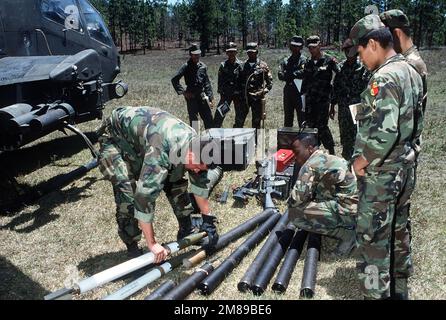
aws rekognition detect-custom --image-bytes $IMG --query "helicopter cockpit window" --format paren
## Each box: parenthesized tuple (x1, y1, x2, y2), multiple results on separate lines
(41, 0, 84, 32)
(78, 0, 113, 46)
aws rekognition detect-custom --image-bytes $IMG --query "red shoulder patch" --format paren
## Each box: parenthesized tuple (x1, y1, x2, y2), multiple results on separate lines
(370, 81, 379, 96)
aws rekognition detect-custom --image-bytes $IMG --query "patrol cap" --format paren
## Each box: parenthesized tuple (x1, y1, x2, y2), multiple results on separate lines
(306, 35, 320, 47)
(290, 35, 304, 47)
(349, 14, 386, 54)
(189, 43, 201, 55)
(246, 42, 258, 53)
(341, 38, 357, 58)
(380, 9, 410, 29)
(226, 42, 237, 52)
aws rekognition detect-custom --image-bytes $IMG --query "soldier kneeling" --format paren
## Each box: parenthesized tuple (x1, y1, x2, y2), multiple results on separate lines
(287, 131, 358, 256)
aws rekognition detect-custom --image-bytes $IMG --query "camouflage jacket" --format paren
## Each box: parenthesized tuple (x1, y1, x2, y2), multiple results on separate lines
(103, 107, 210, 223)
(218, 58, 242, 97)
(404, 45, 428, 112)
(171, 59, 214, 100)
(331, 58, 370, 107)
(278, 53, 307, 89)
(237, 58, 273, 99)
(288, 150, 358, 213)
(301, 53, 340, 103)
(353, 54, 424, 170)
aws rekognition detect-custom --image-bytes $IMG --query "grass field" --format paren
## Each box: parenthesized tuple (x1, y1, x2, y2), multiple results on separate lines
(0, 47, 445, 300)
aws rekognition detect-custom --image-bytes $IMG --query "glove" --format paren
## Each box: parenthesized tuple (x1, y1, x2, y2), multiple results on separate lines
(199, 214, 219, 254)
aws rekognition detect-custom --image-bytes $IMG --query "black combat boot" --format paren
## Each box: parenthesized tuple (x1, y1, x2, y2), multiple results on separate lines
(177, 216, 194, 240)
(126, 242, 143, 259)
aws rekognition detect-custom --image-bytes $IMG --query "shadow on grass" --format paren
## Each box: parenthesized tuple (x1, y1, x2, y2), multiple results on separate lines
(318, 266, 360, 300)
(0, 132, 98, 177)
(0, 176, 97, 233)
(0, 256, 50, 300)
(0, 132, 99, 214)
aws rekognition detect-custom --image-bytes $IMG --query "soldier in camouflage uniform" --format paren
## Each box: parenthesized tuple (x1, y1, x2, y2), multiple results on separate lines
(380, 10, 428, 114)
(235, 42, 273, 130)
(97, 107, 221, 261)
(287, 132, 358, 256)
(301, 36, 340, 155)
(213, 42, 242, 128)
(278, 35, 307, 127)
(349, 15, 424, 300)
(171, 44, 215, 129)
(330, 38, 370, 160)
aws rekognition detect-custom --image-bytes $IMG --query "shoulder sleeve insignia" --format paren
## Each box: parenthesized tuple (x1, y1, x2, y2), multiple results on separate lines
(370, 81, 379, 96)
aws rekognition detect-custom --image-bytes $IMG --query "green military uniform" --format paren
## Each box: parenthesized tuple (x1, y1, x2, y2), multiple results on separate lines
(278, 52, 306, 127)
(214, 43, 242, 128)
(171, 44, 214, 129)
(301, 37, 340, 153)
(235, 43, 273, 129)
(97, 107, 211, 246)
(331, 57, 370, 160)
(350, 15, 424, 299)
(380, 10, 428, 114)
(288, 149, 358, 240)
(278, 36, 307, 127)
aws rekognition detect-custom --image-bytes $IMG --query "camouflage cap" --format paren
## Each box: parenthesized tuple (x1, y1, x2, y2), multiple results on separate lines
(306, 35, 320, 47)
(189, 43, 201, 55)
(380, 9, 410, 29)
(225, 42, 238, 52)
(290, 35, 304, 47)
(349, 14, 386, 53)
(246, 42, 258, 53)
(341, 38, 357, 58)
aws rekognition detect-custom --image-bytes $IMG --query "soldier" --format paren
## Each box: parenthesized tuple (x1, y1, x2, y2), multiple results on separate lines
(330, 38, 370, 160)
(278, 35, 307, 127)
(380, 9, 428, 113)
(287, 132, 358, 256)
(97, 107, 222, 261)
(380, 10, 428, 298)
(349, 14, 424, 300)
(235, 42, 273, 131)
(213, 42, 242, 128)
(171, 44, 214, 129)
(301, 35, 339, 155)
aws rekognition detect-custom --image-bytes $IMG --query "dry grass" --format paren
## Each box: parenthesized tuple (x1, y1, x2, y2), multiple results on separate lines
(0, 47, 445, 300)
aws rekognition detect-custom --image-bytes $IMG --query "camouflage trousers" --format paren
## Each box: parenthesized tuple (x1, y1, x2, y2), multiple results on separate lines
(98, 136, 194, 246)
(289, 200, 357, 241)
(306, 101, 335, 153)
(356, 167, 414, 299)
(234, 96, 263, 129)
(338, 104, 357, 161)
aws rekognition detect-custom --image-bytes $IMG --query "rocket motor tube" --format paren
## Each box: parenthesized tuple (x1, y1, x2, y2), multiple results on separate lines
(250, 223, 297, 296)
(198, 212, 281, 295)
(75, 232, 206, 294)
(144, 280, 176, 300)
(29, 103, 75, 132)
(299, 233, 322, 299)
(161, 262, 214, 300)
(237, 210, 289, 292)
(183, 209, 276, 268)
(272, 230, 308, 293)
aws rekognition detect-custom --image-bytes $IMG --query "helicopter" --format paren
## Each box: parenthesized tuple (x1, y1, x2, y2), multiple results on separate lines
(0, 0, 128, 209)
